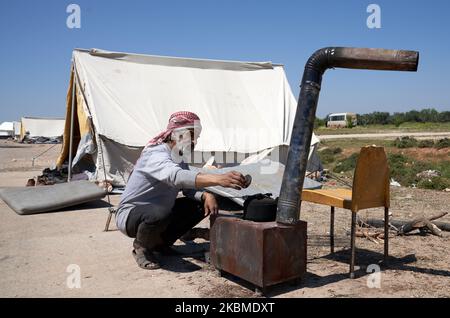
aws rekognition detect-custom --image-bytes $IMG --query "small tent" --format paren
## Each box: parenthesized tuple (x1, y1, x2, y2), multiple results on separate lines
(20, 117, 65, 139)
(57, 48, 321, 186)
(13, 121, 21, 138)
(0, 122, 14, 138)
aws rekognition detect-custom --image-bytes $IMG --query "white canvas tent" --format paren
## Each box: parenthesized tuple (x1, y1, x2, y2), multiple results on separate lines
(0, 122, 14, 138)
(57, 48, 321, 186)
(13, 121, 21, 138)
(20, 117, 65, 139)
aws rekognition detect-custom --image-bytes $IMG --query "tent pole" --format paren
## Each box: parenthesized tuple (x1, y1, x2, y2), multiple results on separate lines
(98, 137, 114, 232)
(68, 68, 76, 182)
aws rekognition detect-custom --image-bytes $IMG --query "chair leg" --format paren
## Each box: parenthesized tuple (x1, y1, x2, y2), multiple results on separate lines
(104, 207, 116, 232)
(349, 212, 357, 279)
(330, 206, 335, 254)
(384, 207, 389, 264)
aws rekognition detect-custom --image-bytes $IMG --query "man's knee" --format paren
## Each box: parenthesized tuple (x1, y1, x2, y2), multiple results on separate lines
(135, 220, 169, 250)
(174, 197, 201, 208)
(174, 197, 204, 218)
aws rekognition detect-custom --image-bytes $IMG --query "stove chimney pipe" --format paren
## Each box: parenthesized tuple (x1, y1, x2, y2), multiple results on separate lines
(276, 47, 419, 224)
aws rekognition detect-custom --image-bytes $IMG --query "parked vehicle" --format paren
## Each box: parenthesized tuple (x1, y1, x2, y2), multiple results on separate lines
(326, 112, 357, 128)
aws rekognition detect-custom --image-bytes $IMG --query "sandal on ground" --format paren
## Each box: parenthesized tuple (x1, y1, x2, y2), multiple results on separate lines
(132, 249, 160, 270)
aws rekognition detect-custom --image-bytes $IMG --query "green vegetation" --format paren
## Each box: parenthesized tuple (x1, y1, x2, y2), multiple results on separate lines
(314, 108, 450, 134)
(392, 136, 418, 148)
(387, 153, 420, 186)
(315, 122, 450, 135)
(435, 138, 450, 149)
(391, 137, 450, 149)
(319, 139, 392, 149)
(393, 121, 450, 131)
(357, 108, 450, 126)
(417, 177, 450, 190)
(346, 116, 355, 129)
(318, 147, 342, 164)
(333, 153, 359, 173)
(418, 139, 435, 148)
(314, 117, 326, 129)
(319, 136, 450, 191)
(388, 154, 450, 190)
(330, 152, 450, 190)
(318, 138, 450, 190)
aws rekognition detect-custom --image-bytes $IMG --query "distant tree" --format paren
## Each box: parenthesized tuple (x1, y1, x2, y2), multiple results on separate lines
(389, 112, 405, 127)
(419, 108, 439, 122)
(314, 117, 326, 128)
(369, 112, 390, 125)
(438, 111, 450, 122)
(404, 110, 421, 122)
(356, 108, 450, 125)
(357, 114, 370, 126)
(346, 116, 354, 128)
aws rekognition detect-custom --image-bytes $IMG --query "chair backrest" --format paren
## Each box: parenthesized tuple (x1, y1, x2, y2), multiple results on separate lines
(351, 146, 390, 212)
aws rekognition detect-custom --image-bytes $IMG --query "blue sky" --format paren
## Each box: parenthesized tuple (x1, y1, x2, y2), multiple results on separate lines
(0, 0, 449, 123)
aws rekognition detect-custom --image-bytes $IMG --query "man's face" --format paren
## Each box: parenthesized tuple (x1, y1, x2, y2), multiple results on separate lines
(173, 128, 200, 157)
(179, 128, 198, 146)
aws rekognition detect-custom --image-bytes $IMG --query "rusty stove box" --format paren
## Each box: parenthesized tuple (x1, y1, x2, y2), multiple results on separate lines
(210, 216, 307, 289)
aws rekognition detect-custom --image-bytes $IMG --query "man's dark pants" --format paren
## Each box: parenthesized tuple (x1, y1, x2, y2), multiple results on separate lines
(125, 197, 205, 250)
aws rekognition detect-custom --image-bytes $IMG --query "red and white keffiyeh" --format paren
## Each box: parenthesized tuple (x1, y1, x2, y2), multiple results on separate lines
(146, 111, 202, 147)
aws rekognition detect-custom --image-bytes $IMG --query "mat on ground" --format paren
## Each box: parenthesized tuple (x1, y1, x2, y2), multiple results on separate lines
(0, 180, 106, 215)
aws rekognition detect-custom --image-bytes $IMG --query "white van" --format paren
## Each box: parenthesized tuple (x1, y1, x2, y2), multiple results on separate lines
(326, 112, 357, 128)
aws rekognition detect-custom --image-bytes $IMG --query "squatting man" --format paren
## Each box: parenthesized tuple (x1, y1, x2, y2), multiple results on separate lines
(116, 111, 249, 269)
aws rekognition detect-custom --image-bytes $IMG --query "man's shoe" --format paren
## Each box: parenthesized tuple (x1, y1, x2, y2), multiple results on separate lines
(132, 248, 161, 270)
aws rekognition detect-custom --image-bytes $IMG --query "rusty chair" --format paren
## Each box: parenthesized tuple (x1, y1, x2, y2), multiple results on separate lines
(301, 146, 390, 278)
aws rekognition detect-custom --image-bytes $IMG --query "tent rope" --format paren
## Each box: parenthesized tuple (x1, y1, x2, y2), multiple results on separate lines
(305, 159, 353, 189)
(31, 143, 59, 167)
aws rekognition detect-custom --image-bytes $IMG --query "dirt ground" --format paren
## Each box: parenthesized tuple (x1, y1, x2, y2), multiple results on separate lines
(1, 140, 450, 298)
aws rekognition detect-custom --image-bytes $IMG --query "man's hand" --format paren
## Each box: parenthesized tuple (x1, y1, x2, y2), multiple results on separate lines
(195, 171, 246, 190)
(216, 171, 246, 190)
(202, 192, 218, 216)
